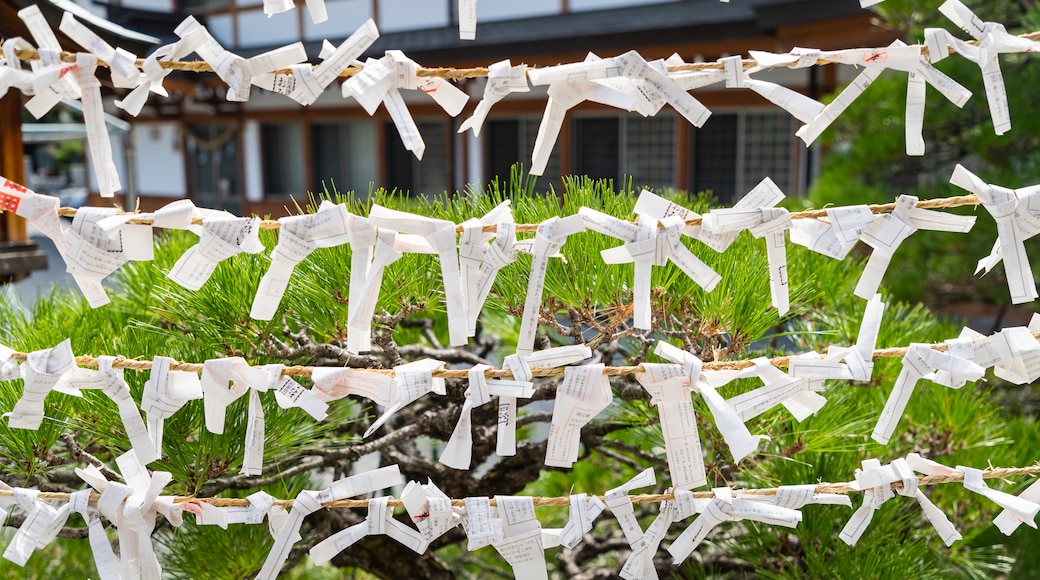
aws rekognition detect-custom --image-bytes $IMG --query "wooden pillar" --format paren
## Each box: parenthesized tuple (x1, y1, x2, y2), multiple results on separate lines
(1, 90, 27, 244)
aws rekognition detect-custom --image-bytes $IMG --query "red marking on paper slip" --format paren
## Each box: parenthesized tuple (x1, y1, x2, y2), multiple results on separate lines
(865, 50, 887, 63)
(0, 193, 21, 213)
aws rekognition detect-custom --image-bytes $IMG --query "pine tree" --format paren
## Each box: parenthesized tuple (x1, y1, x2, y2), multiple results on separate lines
(1, 170, 1037, 579)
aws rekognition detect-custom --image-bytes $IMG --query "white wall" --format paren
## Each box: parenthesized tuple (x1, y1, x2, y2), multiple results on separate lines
(117, 0, 175, 11)
(479, 0, 559, 22)
(569, 0, 671, 11)
(305, 0, 373, 41)
(243, 120, 263, 202)
(237, 9, 301, 48)
(207, 13, 235, 47)
(378, 0, 449, 32)
(132, 122, 186, 198)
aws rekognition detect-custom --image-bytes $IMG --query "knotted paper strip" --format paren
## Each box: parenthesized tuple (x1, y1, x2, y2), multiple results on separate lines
(950, 164, 1040, 304)
(252, 200, 353, 320)
(257, 466, 405, 579)
(669, 487, 801, 562)
(459, 60, 528, 135)
(7, 339, 76, 430)
(141, 356, 203, 459)
(545, 364, 613, 468)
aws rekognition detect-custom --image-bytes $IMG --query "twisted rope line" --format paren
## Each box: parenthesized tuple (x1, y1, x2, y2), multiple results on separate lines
(4, 464, 1037, 509)
(48, 193, 981, 234)
(6, 327, 1024, 379)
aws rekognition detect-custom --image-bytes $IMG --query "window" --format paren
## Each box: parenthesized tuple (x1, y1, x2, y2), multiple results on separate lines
(572, 117, 620, 181)
(260, 122, 305, 199)
(311, 120, 378, 198)
(689, 111, 795, 204)
(624, 116, 674, 190)
(570, 115, 675, 189)
(690, 114, 738, 202)
(485, 118, 560, 194)
(179, 0, 230, 13)
(384, 120, 451, 195)
(185, 123, 242, 214)
(742, 112, 794, 197)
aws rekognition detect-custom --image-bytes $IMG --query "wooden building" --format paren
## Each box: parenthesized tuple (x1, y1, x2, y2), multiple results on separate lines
(97, 0, 896, 216)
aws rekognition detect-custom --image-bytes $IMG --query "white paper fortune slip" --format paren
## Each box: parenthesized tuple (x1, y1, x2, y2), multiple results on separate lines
(871, 342, 985, 444)
(526, 57, 636, 175)
(74, 451, 187, 579)
(545, 364, 613, 468)
(251, 200, 352, 320)
(894, 38, 972, 155)
(256, 465, 406, 580)
(603, 468, 657, 575)
(55, 355, 158, 464)
(6, 339, 76, 430)
(63, 206, 154, 307)
(516, 216, 587, 357)
(368, 204, 469, 346)
(655, 342, 766, 462)
(315, 359, 446, 438)
(0, 38, 39, 98)
(341, 214, 384, 354)
(792, 41, 915, 145)
(582, 200, 720, 330)
(950, 164, 1040, 304)
(168, 216, 264, 291)
(841, 457, 960, 546)
(458, 0, 477, 39)
(459, 60, 528, 135)
(491, 495, 548, 580)
(459, 201, 515, 337)
(175, 16, 308, 102)
(343, 51, 468, 160)
(68, 488, 120, 580)
(958, 464, 1040, 530)
(140, 356, 203, 458)
(790, 204, 875, 260)
(542, 493, 606, 550)
(310, 495, 427, 565)
(726, 357, 826, 423)
(697, 177, 791, 314)
(636, 363, 706, 490)
(250, 19, 378, 106)
(117, 28, 208, 116)
(930, 0, 1040, 136)
(853, 194, 976, 300)
(0, 179, 116, 305)
(720, 55, 825, 125)
(17, 6, 80, 114)
(402, 479, 460, 547)
(2, 488, 71, 567)
(59, 11, 141, 89)
(740, 484, 852, 510)
(669, 487, 801, 562)
(264, 0, 328, 24)
(994, 477, 1040, 535)
(620, 488, 701, 580)
(69, 53, 121, 198)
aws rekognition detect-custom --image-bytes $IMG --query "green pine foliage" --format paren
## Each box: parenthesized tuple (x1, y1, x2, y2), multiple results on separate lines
(0, 174, 1037, 578)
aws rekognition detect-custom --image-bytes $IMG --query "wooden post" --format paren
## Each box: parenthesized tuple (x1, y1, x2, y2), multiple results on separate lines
(0, 90, 48, 282)
(0, 90, 27, 244)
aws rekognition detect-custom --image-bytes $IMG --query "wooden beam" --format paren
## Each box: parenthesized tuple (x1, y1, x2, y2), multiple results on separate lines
(1, 90, 27, 245)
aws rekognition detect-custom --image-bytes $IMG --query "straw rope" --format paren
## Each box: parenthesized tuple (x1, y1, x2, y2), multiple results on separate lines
(3, 464, 1037, 509)
(47, 193, 981, 234)
(5, 327, 1027, 380)
(11, 26, 1040, 81)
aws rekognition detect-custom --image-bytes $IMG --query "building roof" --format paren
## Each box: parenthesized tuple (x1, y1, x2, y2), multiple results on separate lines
(0, 0, 159, 56)
(350, 0, 884, 64)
